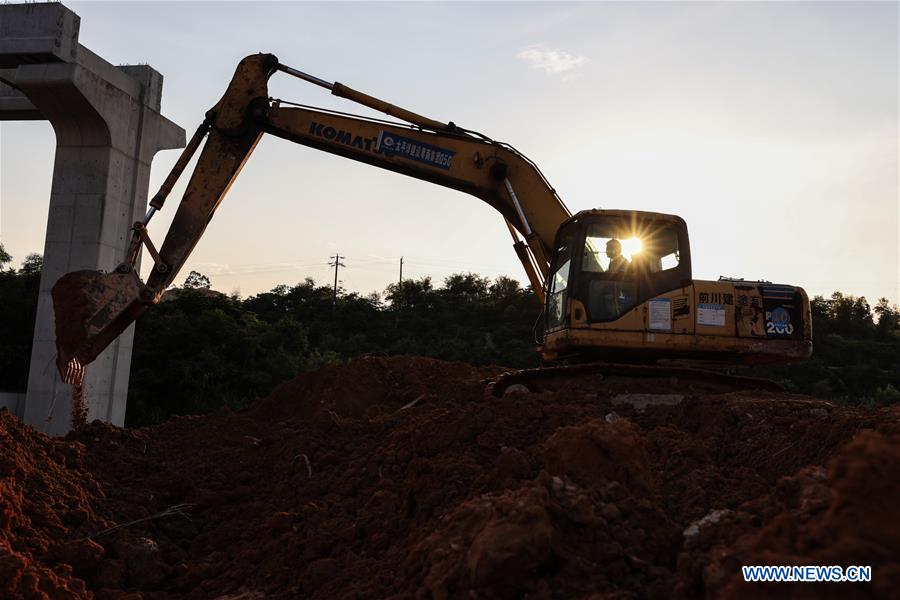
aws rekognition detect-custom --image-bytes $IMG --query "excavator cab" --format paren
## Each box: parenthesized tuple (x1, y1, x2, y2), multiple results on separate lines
(546, 210, 690, 329)
(542, 209, 812, 364)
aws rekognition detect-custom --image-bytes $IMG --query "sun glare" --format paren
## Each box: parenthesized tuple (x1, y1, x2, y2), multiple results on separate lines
(621, 237, 642, 260)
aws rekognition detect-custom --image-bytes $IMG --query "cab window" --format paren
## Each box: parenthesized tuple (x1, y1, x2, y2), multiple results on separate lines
(583, 222, 681, 275)
(639, 226, 680, 273)
(580, 221, 682, 321)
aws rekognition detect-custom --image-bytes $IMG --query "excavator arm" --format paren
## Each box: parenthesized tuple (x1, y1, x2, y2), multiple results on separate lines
(52, 53, 571, 381)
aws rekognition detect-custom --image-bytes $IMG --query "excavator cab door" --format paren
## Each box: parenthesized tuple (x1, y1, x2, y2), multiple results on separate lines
(545, 225, 575, 331)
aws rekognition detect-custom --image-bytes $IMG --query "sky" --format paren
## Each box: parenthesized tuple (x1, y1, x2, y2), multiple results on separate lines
(1, 1, 898, 304)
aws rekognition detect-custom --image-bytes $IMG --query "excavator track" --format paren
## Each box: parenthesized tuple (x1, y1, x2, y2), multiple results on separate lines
(486, 361, 784, 398)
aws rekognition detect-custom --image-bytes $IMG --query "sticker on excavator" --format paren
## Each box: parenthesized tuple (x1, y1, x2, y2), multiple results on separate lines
(672, 296, 690, 319)
(376, 131, 455, 169)
(697, 303, 726, 327)
(648, 298, 671, 331)
(765, 306, 794, 336)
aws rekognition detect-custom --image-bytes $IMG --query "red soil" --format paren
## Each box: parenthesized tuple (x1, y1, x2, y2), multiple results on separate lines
(2, 355, 898, 599)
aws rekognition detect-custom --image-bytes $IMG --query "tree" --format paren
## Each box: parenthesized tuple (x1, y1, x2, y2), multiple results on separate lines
(489, 275, 530, 307)
(441, 273, 490, 304)
(19, 253, 42, 275)
(874, 298, 900, 339)
(385, 276, 434, 310)
(126, 287, 334, 426)
(0, 243, 11, 270)
(0, 251, 41, 391)
(183, 270, 211, 289)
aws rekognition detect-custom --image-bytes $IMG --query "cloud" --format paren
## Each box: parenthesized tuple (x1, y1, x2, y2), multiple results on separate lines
(191, 261, 234, 275)
(517, 47, 587, 75)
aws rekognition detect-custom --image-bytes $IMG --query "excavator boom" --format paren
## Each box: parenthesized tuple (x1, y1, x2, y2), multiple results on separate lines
(52, 53, 571, 379)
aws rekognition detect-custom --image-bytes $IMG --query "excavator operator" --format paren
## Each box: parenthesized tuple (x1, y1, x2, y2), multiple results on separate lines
(606, 239, 630, 274)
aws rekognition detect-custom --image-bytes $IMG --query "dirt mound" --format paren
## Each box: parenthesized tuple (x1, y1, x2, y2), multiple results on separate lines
(253, 355, 503, 420)
(677, 429, 900, 598)
(2, 355, 899, 598)
(0, 409, 109, 598)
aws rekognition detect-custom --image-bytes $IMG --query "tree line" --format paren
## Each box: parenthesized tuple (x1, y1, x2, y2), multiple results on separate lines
(751, 292, 900, 406)
(123, 269, 541, 425)
(1, 244, 898, 426)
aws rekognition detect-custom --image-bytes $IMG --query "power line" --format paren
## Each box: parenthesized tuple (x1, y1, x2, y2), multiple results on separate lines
(173, 253, 518, 278)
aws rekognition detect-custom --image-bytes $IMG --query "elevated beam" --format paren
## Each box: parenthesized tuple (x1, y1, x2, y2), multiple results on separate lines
(0, 69, 40, 119)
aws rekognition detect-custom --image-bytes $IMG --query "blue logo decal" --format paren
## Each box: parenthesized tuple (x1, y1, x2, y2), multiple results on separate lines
(377, 131, 456, 170)
(766, 306, 793, 335)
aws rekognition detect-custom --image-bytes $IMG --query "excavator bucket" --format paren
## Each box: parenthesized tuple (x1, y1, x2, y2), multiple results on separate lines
(51, 268, 150, 383)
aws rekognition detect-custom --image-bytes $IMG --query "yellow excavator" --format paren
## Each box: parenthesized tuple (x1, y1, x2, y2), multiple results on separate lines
(51, 53, 812, 387)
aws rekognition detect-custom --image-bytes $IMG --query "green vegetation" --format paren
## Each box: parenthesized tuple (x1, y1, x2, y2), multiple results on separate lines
(126, 273, 540, 426)
(0, 247, 897, 425)
(0, 243, 11, 267)
(0, 244, 41, 392)
(752, 293, 900, 408)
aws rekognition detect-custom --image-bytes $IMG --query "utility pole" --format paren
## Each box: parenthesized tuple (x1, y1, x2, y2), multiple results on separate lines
(398, 256, 403, 309)
(394, 256, 404, 327)
(329, 253, 345, 307)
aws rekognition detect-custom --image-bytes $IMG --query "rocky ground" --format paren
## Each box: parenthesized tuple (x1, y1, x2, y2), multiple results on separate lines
(2, 355, 898, 599)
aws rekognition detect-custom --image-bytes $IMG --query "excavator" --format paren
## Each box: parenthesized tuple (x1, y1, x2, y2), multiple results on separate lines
(51, 53, 812, 392)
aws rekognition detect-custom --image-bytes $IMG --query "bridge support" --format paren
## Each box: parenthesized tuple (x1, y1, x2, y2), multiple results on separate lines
(0, 3, 185, 434)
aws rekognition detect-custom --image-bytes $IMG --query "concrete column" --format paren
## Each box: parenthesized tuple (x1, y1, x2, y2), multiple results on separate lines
(1, 3, 185, 434)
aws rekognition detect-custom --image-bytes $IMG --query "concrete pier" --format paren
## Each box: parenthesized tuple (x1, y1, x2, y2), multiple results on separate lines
(0, 3, 185, 434)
